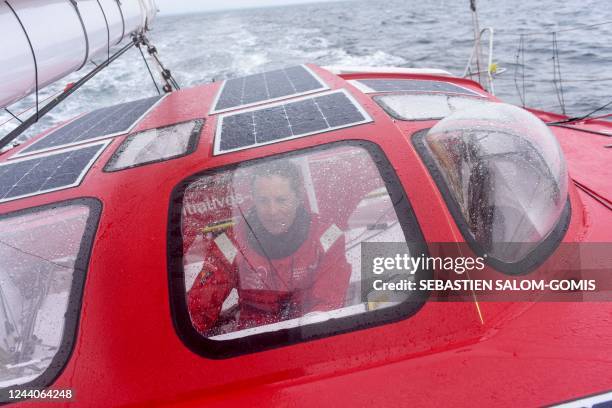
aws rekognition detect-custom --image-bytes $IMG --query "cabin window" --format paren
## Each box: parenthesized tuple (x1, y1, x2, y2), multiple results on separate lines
(0, 199, 100, 397)
(168, 141, 428, 357)
(413, 103, 570, 274)
(374, 93, 492, 121)
(104, 119, 203, 172)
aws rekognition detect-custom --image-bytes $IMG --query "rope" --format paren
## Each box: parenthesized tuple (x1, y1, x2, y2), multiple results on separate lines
(6, 1, 39, 121)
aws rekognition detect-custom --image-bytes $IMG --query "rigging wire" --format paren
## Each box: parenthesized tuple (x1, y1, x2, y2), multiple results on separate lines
(512, 77, 612, 83)
(0, 89, 67, 128)
(587, 112, 612, 121)
(3, 109, 23, 125)
(551, 32, 566, 115)
(503, 20, 612, 36)
(136, 42, 161, 95)
(513, 34, 526, 107)
(1, 33, 179, 151)
(548, 99, 612, 125)
(0, 37, 138, 151)
(504, 21, 611, 116)
(142, 35, 181, 92)
(469, 0, 483, 87)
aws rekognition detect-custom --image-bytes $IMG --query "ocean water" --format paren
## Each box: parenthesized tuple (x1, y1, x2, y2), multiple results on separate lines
(2, 0, 611, 144)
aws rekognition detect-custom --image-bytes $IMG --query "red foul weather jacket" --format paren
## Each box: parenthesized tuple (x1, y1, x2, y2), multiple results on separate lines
(187, 208, 351, 334)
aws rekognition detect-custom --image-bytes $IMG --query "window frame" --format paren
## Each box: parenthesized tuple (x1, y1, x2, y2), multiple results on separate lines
(0, 198, 102, 402)
(167, 140, 430, 359)
(411, 128, 571, 275)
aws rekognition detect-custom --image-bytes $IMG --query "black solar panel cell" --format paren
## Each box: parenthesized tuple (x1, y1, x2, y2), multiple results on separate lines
(243, 74, 269, 105)
(215, 80, 244, 111)
(40, 170, 78, 191)
(40, 149, 96, 190)
(6, 154, 66, 197)
(18, 96, 163, 155)
(254, 106, 292, 143)
(212, 65, 327, 113)
(219, 113, 256, 151)
(284, 99, 329, 134)
(216, 90, 371, 154)
(0, 143, 106, 202)
(356, 79, 481, 96)
(286, 65, 324, 91)
(315, 92, 366, 127)
(0, 161, 36, 198)
(265, 69, 296, 99)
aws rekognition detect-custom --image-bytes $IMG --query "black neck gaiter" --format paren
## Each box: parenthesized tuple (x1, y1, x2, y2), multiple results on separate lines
(245, 206, 311, 259)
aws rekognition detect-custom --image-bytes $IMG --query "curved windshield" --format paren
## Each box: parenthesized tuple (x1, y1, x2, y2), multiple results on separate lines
(421, 103, 568, 263)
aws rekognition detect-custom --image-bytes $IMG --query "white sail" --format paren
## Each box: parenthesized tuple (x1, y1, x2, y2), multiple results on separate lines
(0, 0, 157, 109)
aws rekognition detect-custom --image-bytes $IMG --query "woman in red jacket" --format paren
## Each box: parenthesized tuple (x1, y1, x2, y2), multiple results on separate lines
(187, 160, 351, 335)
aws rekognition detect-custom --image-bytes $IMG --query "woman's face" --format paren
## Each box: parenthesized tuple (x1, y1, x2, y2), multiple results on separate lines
(252, 175, 299, 235)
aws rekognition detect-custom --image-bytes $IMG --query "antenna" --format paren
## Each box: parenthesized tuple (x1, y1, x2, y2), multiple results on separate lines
(469, 0, 483, 86)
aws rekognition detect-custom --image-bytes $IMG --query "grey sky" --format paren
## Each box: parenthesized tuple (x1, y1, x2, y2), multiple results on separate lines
(154, 0, 346, 14)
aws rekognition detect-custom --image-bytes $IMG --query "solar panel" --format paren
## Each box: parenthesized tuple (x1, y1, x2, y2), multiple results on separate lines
(0, 141, 109, 202)
(215, 89, 372, 154)
(211, 65, 328, 114)
(17, 95, 165, 156)
(350, 79, 483, 96)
